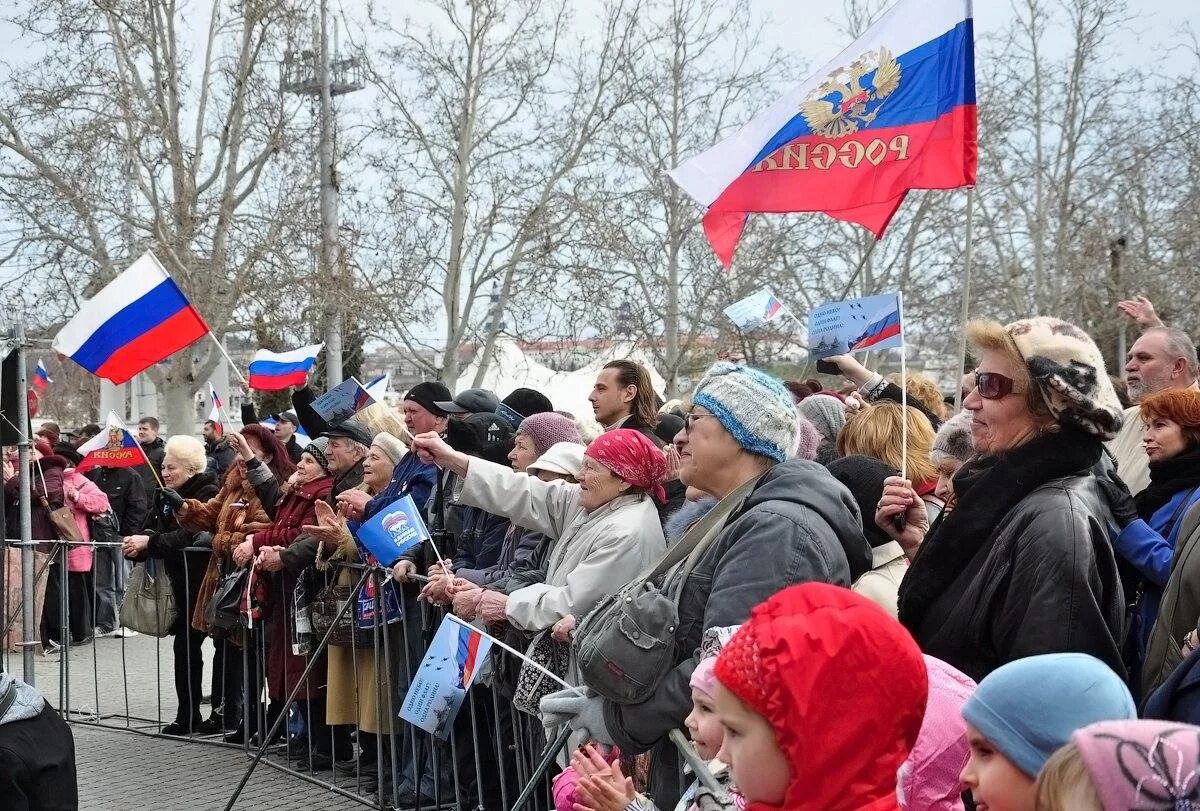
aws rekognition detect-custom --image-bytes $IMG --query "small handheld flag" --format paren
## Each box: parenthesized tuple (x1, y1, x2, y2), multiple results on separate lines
(207, 383, 225, 437)
(356, 494, 430, 566)
(364, 373, 390, 403)
(723, 288, 790, 332)
(808, 292, 904, 359)
(32, 361, 52, 394)
(52, 252, 211, 383)
(311, 377, 376, 426)
(400, 615, 494, 739)
(670, 0, 976, 267)
(248, 344, 324, 391)
(76, 411, 144, 473)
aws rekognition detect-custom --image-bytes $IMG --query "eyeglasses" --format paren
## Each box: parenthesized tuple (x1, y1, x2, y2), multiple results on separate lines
(974, 370, 1020, 400)
(684, 412, 718, 432)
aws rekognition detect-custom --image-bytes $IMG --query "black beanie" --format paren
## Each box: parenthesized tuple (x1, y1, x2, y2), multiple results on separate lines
(495, 388, 553, 429)
(826, 455, 898, 549)
(405, 381, 453, 416)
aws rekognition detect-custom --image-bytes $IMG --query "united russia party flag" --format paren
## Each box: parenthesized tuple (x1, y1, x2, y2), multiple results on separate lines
(670, 0, 976, 267)
(248, 343, 323, 391)
(52, 252, 210, 383)
(399, 615, 493, 740)
(76, 411, 144, 473)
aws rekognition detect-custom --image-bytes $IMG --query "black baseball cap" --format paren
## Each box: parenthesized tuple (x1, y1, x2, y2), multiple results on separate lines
(435, 387, 500, 415)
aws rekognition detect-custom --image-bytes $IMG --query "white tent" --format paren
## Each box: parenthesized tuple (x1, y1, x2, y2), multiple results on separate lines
(454, 338, 669, 435)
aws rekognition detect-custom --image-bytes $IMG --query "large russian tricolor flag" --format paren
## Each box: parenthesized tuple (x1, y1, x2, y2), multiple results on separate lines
(52, 252, 210, 383)
(247, 343, 323, 391)
(670, 0, 976, 268)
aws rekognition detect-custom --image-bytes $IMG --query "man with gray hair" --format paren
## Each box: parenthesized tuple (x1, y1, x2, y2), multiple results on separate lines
(1108, 304, 1200, 493)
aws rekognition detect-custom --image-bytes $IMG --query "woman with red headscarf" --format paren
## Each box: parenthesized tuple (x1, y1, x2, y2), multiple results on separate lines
(406, 428, 667, 683)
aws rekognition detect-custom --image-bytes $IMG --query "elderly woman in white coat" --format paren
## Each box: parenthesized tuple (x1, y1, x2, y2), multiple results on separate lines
(403, 428, 668, 678)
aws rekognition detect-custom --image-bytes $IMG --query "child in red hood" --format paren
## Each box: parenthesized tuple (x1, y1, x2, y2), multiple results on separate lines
(713, 583, 928, 811)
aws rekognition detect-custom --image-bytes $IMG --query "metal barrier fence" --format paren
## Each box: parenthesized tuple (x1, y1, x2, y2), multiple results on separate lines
(2, 537, 570, 810)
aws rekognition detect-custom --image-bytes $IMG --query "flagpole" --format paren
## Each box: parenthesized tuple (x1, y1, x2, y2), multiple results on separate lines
(116, 412, 166, 490)
(444, 613, 586, 697)
(954, 187, 976, 411)
(835, 237, 881, 302)
(898, 291, 908, 482)
(208, 332, 249, 387)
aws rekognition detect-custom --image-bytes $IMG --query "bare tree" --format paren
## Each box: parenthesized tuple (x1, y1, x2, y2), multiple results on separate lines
(358, 0, 644, 386)
(0, 0, 310, 431)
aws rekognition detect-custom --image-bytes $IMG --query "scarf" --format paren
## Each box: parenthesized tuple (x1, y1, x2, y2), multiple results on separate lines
(898, 427, 1102, 635)
(1133, 444, 1200, 522)
(585, 428, 668, 503)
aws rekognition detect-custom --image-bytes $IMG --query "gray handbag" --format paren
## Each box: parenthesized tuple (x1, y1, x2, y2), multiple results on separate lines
(121, 558, 178, 637)
(572, 477, 758, 705)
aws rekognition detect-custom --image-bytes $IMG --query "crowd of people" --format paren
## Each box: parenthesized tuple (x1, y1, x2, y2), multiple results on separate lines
(8, 296, 1200, 810)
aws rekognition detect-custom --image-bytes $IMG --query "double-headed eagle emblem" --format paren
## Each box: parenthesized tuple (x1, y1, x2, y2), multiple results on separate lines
(801, 47, 901, 139)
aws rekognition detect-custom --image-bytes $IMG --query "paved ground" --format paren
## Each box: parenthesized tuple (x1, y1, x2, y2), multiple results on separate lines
(6, 634, 382, 810)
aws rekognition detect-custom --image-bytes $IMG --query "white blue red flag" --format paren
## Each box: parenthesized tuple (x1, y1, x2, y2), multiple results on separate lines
(365, 373, 390, 403)
(207, 382, 225, 437)
(32, 360, 52, 394)
(808, 292, 904, 359)
(76, 411, 144, 473)
(52, 252, 210, 383)
(670, 0, 976, 267)
(723, 287, 790, 332)
(399, 615, 493, 739)
(294, 424, 311, 448)
(248, 343, 323, 391)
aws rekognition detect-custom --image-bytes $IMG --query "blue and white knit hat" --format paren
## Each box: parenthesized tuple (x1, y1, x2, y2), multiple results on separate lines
(692, 362, 798, 463)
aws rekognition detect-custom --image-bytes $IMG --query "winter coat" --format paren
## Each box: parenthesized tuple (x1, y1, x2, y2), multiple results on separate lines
(1114, 485, 1200, 662)
(84, 465, 150, 535)
(604, 458, 866, 807)
(454, 457, 666, 635)
(278, 459, 368, 574)
(136, 472, 220, 629)
(1141, 498, 1200, 696)
(204, 438, 237, 480)
(452, 506, 510, 586)
(852, 541, 908, 619)
(8, 456, 66, 548)
(179, 464, 271, 636)
(908, 472, 1126, 684)
(469, 523, 547, 589)
(60, 468, 110, 572)
(252, 475, 333, 701)
(137, 436, 166, 496)
(0, 674, 77, 810)
(1106, 404, 1153, 496)
(1144, 642, 1200, 725)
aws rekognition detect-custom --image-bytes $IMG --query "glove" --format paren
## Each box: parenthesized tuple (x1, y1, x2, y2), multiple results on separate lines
(161, 488, 185, 509)
(1097, 473, 1138, 528)
(539, 687, 614, 745)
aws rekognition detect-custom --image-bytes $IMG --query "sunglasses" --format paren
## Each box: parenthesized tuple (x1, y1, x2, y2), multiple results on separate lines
(974, 370, 1020, 400)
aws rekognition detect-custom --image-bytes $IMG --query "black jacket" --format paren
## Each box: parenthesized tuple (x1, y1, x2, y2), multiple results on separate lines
(241, 402, 303, 464)
(204, 439, 236, 480)
(1144, 643, 1200, 724)
(604, 458, 868, 806)
(910, 472, 1126, 683)
(136, 473, 219, 624)
(137, 436, 166, 495)
(0, 703, 77, 811)
(84, 466, 150, 535)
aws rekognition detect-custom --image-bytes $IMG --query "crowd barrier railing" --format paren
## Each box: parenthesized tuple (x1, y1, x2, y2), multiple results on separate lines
(1, 537, 572, 810)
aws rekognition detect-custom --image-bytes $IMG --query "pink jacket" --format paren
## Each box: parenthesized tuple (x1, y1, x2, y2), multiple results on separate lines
(62, 469, 110, 572)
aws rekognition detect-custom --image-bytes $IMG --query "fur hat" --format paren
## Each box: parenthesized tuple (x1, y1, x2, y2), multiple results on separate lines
(1003, 317, 1124, 440)
(692, 362, 798, 463)
(931, 409, 975, 466)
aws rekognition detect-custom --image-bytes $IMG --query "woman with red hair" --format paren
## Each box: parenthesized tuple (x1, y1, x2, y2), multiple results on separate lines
(1113, 388, 1200, 693)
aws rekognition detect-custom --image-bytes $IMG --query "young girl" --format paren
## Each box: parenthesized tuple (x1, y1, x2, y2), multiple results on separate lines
(563, 628, 743, 811)
(1034, 719, 1200, 810)
(711, 582, 928, 810)
(959, 653, 1137, 811)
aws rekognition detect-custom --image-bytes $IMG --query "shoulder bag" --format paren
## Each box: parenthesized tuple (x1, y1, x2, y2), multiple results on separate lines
(121, 558, 177, 637)
(35, 462, 82, 544)
(572, 476, 759, 705)
(204, 561, 250, 631)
